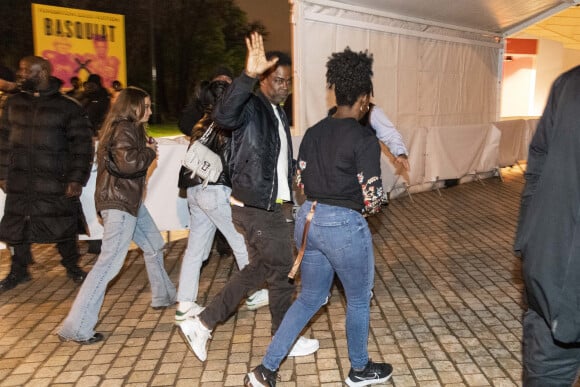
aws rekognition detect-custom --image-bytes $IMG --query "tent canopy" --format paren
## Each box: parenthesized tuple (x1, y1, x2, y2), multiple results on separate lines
(289, 0, 578, 196)
(329, 0, 577, 36)
(290, 0, 578, 134)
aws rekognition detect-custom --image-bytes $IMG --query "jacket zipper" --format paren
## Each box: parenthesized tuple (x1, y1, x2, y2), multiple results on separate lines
(26, 98, 39, 232)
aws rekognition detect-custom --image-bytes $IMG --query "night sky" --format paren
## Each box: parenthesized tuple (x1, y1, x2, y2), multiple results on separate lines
(235, 0, 291, 54)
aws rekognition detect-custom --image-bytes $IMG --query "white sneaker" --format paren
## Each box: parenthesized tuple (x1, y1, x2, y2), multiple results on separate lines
(288, 336, 319, 357)
(175, 302, 205, 323)
(178, 316, 212, 361)
(246, 289, 269, 310)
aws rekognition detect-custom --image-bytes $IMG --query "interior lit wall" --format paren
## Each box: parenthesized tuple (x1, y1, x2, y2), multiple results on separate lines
(501, 57, 536, 117)
(533, 39, 564, 115)
(501, 36, 580, 117)
(564, 48, 580, 72)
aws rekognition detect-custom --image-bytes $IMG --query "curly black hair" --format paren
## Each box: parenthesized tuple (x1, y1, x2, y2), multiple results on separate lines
(326, 47, 373, 106)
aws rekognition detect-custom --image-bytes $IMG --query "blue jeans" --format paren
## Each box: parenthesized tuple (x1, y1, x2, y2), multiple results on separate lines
(262, 201, 374, 371)
(59, 206, 176, 341)
(177, 185, 249, 303)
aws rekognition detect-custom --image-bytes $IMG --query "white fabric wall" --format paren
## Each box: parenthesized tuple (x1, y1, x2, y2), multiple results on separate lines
(292, 0, 501, 135)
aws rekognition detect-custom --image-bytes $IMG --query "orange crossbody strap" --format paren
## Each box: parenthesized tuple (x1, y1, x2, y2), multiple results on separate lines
(288, 201, 317, 279)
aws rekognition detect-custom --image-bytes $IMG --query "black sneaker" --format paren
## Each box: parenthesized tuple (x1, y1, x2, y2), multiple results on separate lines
(345, 360, 393, 386)
(0, 271, 31, 292)
(244, 364, 278, 387)
(66, 266, 87, 284)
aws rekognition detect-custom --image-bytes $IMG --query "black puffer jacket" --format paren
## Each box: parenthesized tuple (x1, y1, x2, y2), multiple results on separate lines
(212, 73, 293, 210)
(95, 119, 156, 217)
(0, 77, 94, 243)
(178, 113, 233, 189)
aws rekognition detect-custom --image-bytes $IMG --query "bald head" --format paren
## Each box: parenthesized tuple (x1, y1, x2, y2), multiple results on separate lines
(18, 56, 51, 91)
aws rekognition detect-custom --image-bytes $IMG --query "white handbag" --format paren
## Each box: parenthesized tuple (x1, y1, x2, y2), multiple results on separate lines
(182, 123, 223, 187)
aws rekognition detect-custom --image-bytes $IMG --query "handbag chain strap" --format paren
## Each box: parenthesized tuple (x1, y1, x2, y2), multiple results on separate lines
(198, 122, 216, 143)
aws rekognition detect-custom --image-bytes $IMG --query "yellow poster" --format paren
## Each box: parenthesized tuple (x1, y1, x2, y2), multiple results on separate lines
(32, 3, 126, 91)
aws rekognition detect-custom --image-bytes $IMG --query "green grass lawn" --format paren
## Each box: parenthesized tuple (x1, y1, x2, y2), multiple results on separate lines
(147, 122, 183, 138)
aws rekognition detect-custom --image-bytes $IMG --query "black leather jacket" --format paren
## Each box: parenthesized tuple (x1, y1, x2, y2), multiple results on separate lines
(212, 73, 293, 210)
(178, 113, 232, 189)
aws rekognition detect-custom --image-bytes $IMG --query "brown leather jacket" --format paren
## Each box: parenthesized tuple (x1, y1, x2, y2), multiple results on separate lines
(94, 119, 156, 216)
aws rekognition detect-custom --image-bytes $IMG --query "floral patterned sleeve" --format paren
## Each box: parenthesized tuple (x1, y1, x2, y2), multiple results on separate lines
(296, 159, 306, 190)
(356, 136, 383, 215)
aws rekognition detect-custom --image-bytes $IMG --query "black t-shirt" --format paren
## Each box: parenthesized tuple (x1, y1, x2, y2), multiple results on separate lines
(297, 116, 383, 214)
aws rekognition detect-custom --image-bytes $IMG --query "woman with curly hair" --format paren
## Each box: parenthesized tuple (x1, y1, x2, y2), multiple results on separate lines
(245, 47, 392, 387)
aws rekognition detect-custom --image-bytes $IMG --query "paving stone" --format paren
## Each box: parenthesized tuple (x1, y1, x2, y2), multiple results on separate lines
(2, 171, 574, 386)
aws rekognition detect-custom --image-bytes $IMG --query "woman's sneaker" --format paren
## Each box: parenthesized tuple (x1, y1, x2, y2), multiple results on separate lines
(345, 360, 393, 386)
(287, 336, 319, 357)
(178, 316, 212, 361)
(175, 302, 205, 323)
(246, 289, 269, 310)
(244, 364, 278, 386)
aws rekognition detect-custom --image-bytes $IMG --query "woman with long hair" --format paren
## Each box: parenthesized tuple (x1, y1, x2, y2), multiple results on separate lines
(58, 86, 176, 344)
(245, 48, 392, 386)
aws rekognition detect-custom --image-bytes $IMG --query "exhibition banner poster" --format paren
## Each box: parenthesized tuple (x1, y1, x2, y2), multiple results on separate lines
(32, 3, 126, 90)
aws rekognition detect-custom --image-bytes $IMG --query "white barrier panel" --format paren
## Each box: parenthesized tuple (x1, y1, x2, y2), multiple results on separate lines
(424, 123, 499, 182)
(493, 117, 540, 167)
(493, 119, 528, 167)
(382, 126, 427, 199)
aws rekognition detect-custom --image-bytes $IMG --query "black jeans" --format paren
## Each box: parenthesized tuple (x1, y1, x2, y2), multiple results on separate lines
(200, 204, 295, 335)
(10, 239, 80, 275)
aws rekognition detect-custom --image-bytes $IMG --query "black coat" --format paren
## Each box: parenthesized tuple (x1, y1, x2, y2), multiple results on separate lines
(212, 73, 293, 210)
(80, 87, 110, 135)
(514, 65, 580, 343)
(0, 77, 94, 244)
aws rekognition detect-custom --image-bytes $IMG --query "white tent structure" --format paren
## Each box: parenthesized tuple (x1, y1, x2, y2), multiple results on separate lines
(289, 0, 579, 197)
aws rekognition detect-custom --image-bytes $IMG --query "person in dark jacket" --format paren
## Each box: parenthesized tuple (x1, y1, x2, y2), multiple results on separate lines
(80, 74, 111, 254)
(58, 86, 176, 345)
(514, 65, 580, 386)
(178, 66, 233, 137)
(0, 56, 93, 292)
(65, 76, 83, 101)
(0, 64, 17, 110)
(178, 66, 234, 259)
(174, 79, 249, 323)
(80, 73, 110, 137)
(178, 32, 318, 362)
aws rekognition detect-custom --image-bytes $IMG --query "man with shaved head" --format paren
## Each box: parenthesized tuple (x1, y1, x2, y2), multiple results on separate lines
(0, 56, 94, 291)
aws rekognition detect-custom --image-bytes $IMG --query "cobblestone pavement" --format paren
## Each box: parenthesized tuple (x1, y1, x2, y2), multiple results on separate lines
(0, 168, 567, 386)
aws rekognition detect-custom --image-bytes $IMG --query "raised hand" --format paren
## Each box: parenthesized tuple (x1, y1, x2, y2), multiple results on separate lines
(245, 31, 279, 78)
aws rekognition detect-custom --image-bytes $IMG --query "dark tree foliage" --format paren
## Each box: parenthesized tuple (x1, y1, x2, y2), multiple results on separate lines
(0, 0, 268, 121)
